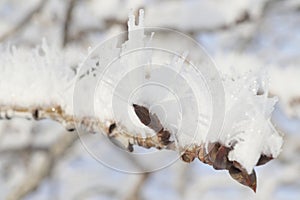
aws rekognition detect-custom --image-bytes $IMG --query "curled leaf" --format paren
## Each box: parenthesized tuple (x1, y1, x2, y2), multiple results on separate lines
(133, 104, 172, 145)
(201, 143, 232, 170)
(256, 155, 273, 166)
(157, 130, 171, 145)
(229, 166, 257, 192)
(133, 104, 163, 132)
(207, 143, 220, 164)
(213, 145, 232, 170)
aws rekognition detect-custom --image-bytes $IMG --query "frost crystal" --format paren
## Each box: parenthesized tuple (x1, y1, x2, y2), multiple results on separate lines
(0, 40, 81, 114)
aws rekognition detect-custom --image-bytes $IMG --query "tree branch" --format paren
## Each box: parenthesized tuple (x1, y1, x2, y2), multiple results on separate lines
(0, 103, 274, 192)
(5, 132, 77, 200)
(0, 0, 48, 42)
(62, 0, 77, 47)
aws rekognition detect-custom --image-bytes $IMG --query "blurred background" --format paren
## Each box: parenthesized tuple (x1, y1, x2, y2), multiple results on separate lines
(0, 0, 300, 199)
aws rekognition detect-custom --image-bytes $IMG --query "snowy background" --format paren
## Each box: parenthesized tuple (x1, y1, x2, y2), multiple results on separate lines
(0, 0, 300, 199)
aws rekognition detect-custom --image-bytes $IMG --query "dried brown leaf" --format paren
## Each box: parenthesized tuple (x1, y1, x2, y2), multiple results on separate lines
(157, 130, 171, 145)
(213, 146, 232, 170)
(232, 161, 244, 171)
(256, 155, 273, 166)
(133, 104, 163, 132)
(229, 166, 257, 192)
(207, 143, 220, 164)
(133, 104, 151, 126)
(133, 104, 172, 145)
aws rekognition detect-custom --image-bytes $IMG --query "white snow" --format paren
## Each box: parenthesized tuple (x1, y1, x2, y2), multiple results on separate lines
(0, 40, 82, 114)
(214, 53, 283, 173)
(82, 12, 283, 173)
(1, 0, 299, 198)
(0, 9, 284, 175)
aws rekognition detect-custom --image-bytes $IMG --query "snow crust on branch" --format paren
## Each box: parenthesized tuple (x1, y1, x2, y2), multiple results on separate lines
(214, 53, 283, 173)
(0, 40, 80, 114)
(0, 9, 283, 190)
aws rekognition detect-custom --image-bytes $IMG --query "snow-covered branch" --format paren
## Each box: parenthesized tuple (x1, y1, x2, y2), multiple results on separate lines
(0, 10, 284, 192)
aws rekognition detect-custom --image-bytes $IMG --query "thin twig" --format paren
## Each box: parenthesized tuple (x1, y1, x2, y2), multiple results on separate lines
(123, 173, 150, 200)
(5, 132, 77, 200)
(0, 104, 273, 191)
(122, 155, 150, 200)
(0, 105, 174, 151)
(62, 0, 77, 47)
(0, 145, 48, 155)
